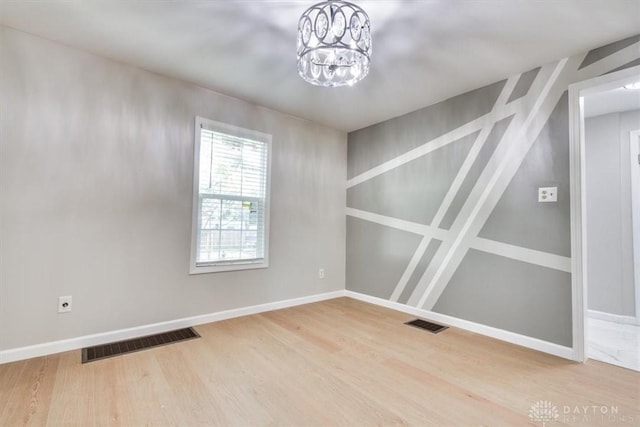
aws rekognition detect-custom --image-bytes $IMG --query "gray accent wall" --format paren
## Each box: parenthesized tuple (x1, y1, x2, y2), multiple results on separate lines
(584, 109, 640, 317)
(0, 27, 347, 352)
(507, 67, 541, 104)
(479, 92, 571, 257)
(347, 132, 478, 225)
(346, 217, 422, 299)
(346, 34, 640, 347)
(579, 34, 640, 69)
(347, 81, 506, 179)
(397, 239, 442, 305)
(439, 116, 513, 230)
(433, 249, 572, 346)
(610, 58, 640, 75)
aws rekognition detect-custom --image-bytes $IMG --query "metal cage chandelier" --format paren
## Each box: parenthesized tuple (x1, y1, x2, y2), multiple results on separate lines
(296, 0, 371, 87)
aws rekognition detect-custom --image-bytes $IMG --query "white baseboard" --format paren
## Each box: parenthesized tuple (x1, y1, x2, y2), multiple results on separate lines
(0, 289, 577, 365)
(587, 309, 639, 325)
(0, 290, 345, 365)
(344, 291, 576, 361)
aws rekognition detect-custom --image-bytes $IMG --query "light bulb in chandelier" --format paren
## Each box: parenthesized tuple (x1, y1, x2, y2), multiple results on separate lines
(297, 0, 372, 87)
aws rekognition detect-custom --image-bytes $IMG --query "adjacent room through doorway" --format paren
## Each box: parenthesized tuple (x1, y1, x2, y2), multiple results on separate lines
(582, 77, 640, 371)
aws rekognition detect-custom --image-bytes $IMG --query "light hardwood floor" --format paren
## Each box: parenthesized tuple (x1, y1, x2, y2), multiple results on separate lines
(1, 297, 638, 426)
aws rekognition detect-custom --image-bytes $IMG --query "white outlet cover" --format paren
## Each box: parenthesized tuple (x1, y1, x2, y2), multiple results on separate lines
(538, 186, 558, 203)
(58, 296, 72, 313)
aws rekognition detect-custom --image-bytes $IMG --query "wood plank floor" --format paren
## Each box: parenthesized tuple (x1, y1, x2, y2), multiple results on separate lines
(0, 297, 638, 426)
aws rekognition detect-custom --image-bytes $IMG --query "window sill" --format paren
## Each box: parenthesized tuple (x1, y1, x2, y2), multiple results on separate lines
(189, 260, 269, 275)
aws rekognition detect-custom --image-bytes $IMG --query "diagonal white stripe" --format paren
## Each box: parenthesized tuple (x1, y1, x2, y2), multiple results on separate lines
(470, 237, 571, 273)
(388, 75, 520, 302)
(577, 41, 640, 80)
(347, 205, 572, 274)
(348, 44, 638, 310)
(346, 207, 449, 240)
(410, 58, 573, 309)
(431, 75, 520, 228)
(389, 236, 432, 302)
(346, 99, 524, 189)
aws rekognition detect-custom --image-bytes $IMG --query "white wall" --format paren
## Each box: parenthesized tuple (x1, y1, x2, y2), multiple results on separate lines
(584, 109, 640, 317)
(0, 27, 347, 351)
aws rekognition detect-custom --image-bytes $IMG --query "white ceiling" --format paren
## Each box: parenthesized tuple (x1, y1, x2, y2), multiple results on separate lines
(584, 85, 640, 118)
(1, 0, 640, 132)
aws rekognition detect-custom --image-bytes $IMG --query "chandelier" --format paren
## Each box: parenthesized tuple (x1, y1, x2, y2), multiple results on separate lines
(296, 0, 372, 87)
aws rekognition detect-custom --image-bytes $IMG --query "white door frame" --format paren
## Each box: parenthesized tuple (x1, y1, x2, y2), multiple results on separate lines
(568, 64, 640, 362)
(630, 130, 640, 324)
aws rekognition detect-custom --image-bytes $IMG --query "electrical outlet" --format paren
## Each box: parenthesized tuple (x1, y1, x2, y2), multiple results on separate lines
(58, 296, 72, 313)
(318, 268, 325, 279)
(538, 186, 557, 203)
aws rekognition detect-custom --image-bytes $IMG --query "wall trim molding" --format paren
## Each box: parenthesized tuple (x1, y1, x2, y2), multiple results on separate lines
(0, 290, 345, 365)
(587, 309, 639, 326)
(630, 130, 640, 325)
(344, 290, 575, 361)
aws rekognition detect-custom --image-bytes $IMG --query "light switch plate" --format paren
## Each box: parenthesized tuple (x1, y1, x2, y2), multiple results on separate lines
(538, 187, 557, 202)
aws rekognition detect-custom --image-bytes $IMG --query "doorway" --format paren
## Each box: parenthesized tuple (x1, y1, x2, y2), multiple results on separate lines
(569, 65, 640, 370)
(630, 130, 640, 319)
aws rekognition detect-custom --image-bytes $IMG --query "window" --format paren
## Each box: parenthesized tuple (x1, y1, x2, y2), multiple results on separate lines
(190, 117, 271, 274)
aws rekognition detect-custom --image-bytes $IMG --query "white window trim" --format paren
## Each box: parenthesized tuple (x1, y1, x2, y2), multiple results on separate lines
(189, 116, 272, 274)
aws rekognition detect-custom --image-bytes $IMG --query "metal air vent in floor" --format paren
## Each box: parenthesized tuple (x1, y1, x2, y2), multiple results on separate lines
(405, 318, 448, 334)
(81, 327, 200, 363)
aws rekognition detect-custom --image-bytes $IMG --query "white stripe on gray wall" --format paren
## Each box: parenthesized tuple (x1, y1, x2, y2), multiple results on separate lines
(347, 37, 640, 312)
(389, 74, 521, 302)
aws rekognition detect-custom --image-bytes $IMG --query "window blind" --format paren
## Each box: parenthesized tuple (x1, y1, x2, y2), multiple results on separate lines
(196, 126, 269, 266)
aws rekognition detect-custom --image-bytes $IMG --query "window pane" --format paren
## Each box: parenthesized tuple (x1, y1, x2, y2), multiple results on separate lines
(241, 141, 267, 198)
(221, 199, 242, 230)
(200, 198, 221, 230)
(199, 129, 267, 199)
(214, 138, 243, 196)
(242, 231, 258, 259)
(198, 229, 220, 263)
(194, 119, 269, 268)
(197, 197, 266, 263)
